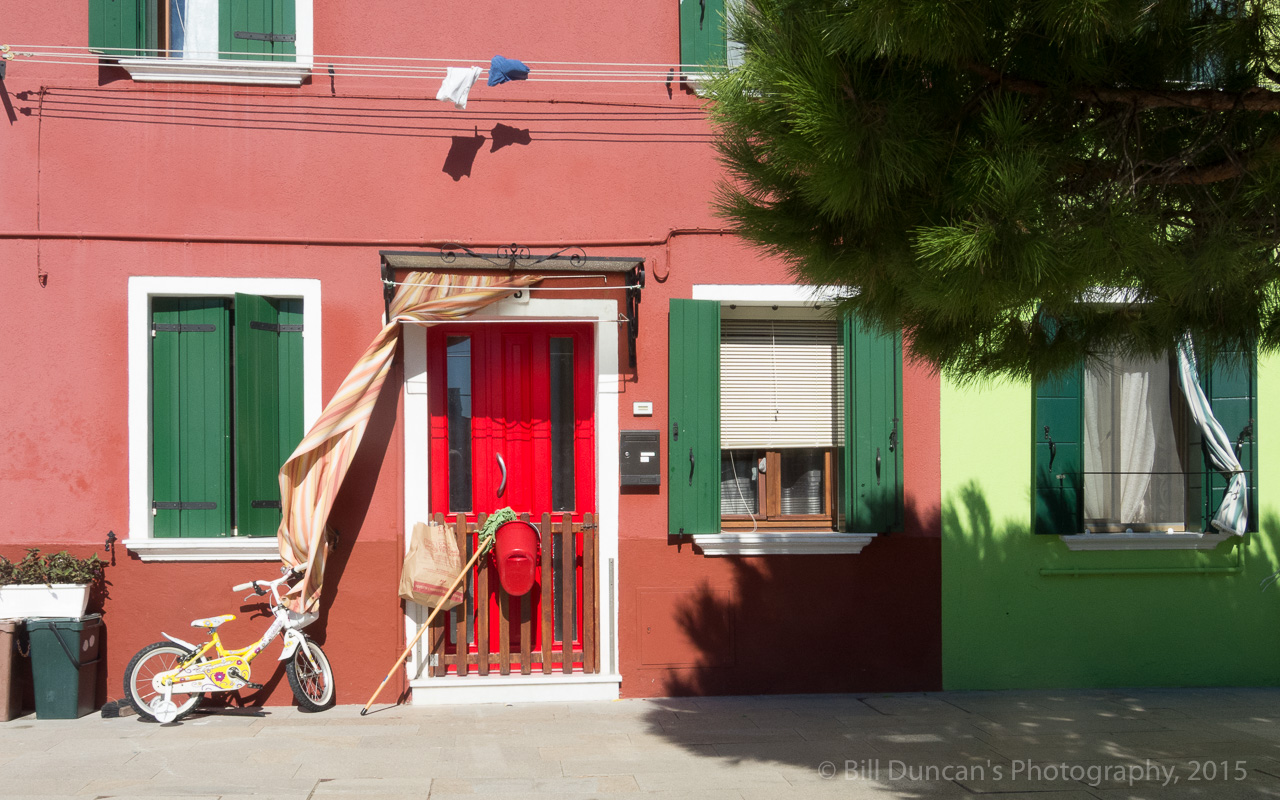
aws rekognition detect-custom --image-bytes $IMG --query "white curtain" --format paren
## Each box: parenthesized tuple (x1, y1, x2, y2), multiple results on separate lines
(1084, 354, 1183, 527)
(1175, 338, 1248, 535)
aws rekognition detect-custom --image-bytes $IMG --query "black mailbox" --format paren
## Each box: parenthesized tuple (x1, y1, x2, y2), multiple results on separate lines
(620, 430, 661, 486)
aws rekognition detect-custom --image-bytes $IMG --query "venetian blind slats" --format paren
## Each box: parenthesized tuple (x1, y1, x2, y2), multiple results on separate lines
(720, 318, 840, 449)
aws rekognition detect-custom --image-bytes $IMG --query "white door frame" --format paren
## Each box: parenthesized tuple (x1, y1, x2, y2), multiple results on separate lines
(401, 295, 621, 704)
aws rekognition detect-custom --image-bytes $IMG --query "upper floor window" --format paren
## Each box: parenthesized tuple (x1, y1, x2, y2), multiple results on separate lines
(89, 0, 312, 85)
(680, 0, 745, 80)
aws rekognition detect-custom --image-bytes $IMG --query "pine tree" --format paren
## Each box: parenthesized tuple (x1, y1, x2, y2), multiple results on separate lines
(708, 0, 1280, 381)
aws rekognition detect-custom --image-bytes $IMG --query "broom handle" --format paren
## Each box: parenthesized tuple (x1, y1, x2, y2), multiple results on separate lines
(361, 543, 488, 716)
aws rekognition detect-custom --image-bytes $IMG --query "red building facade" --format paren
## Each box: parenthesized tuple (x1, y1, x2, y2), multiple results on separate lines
(0, 0, 942, 709)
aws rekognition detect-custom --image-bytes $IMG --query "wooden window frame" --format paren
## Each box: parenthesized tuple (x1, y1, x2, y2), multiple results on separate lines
(721, 448, 838, 531)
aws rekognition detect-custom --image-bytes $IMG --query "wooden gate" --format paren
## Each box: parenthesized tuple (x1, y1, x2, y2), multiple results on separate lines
(425, 511, 599, 676)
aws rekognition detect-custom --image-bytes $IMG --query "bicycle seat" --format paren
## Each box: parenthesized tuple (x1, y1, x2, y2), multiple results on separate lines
(191, 614, 235, 629)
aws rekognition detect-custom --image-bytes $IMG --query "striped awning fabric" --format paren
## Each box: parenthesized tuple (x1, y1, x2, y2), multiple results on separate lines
(276, 271, 539, 612)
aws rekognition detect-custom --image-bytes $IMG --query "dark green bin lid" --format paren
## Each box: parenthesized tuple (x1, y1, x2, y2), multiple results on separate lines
(24, 614, 102, 631)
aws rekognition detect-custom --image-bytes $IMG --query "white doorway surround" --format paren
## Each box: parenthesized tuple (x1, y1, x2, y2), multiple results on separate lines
(401, 295, 622, 704)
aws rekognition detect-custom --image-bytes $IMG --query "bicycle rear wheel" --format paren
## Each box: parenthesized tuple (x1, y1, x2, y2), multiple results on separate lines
(124, 642, 204, 723)
(286, 638, 335, 712)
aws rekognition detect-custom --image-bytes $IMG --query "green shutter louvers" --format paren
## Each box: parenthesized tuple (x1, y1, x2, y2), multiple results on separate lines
(1033, 365, 1084, 535)
(88, 0, 154, 57)
(843, 315, 903, 533)
(680, 0, 727, 70)
(151, 298, 233, 538)
(234, 293, 304, 537)
(222, 0, 296, 61)
(668, 299, 720, 536)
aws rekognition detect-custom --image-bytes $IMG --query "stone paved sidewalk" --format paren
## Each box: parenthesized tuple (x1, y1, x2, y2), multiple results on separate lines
(4, 688, 1280, 799)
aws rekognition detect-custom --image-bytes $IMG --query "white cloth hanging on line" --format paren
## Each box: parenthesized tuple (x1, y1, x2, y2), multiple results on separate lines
(436, 66, 482, 109)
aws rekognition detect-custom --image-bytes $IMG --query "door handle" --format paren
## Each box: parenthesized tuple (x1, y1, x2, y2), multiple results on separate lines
(689, 448, 695, 486)
(496, 452, 507, 498)
(876, 447, 881, 483)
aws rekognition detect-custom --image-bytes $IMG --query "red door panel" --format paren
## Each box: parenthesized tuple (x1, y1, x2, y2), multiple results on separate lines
(426, 323, 595, 673)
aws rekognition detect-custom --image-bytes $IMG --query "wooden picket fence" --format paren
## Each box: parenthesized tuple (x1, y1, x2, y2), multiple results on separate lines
(426, 512, 598, 677)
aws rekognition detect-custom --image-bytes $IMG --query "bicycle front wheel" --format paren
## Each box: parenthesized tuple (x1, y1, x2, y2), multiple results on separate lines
(124, 642, 204, 723)
(286, 638, 335, 712)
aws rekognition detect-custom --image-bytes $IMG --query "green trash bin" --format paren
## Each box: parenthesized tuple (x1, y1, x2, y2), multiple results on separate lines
(27, 614, 101, 719)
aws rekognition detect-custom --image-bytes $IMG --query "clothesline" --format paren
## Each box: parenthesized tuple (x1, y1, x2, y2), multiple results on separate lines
(7, 51, 691, 77)
(7, 57, 688, 83)
(383, 279, 638, 293)
(4, 44, 721, 73)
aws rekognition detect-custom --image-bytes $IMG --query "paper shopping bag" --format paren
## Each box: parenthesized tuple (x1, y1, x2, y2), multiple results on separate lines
(399, 522, 465, 610)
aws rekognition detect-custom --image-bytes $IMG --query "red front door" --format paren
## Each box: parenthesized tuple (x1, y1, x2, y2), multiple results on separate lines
(427, 323, 595, 673)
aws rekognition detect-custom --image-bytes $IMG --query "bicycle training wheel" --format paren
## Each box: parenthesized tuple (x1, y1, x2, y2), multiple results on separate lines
(124, 642, 204, 723)
(286, 638, 335, 712)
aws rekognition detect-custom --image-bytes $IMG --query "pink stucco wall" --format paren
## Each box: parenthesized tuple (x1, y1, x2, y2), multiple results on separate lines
(0, 0, 942, 707)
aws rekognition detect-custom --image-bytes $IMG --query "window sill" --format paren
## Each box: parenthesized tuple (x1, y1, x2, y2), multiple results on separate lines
(692, 532, 876, 556)
(116, 58, 310, 86)
(124, 537, 281, 562)
(1059, 532, 1235, 551)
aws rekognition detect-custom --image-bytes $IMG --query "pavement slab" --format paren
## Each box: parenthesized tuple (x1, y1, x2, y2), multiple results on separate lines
(4, 688, 1280, 797)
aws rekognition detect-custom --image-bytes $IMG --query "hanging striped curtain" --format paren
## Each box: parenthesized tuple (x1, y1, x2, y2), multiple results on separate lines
(1174, 337, 1248, 536)
(277, 271, 539, 612)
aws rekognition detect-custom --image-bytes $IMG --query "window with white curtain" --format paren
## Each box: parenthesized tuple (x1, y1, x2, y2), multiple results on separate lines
(718, 314, 841, 529)
(1082, 351, 1195, 531)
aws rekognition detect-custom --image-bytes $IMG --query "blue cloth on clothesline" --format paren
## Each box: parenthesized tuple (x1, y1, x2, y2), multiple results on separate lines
(488, 55, 531, 86)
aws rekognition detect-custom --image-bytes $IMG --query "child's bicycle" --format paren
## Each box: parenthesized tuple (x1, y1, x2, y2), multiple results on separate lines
(123, 562, 335, 723)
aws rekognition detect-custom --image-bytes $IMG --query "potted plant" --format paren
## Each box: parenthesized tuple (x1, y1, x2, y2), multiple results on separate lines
(0, 549, 105, 618)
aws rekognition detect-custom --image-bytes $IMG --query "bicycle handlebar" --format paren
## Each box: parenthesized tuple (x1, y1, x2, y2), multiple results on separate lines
(230, 560, 312, 593)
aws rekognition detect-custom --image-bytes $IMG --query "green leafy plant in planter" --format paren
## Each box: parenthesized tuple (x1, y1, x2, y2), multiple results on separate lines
(0, 549, 105, 587)
(0, 549, 107, 618)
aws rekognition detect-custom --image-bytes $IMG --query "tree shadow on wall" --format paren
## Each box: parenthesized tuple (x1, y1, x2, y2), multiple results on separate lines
(660, 495, 939, 699)
(632, 496, 945, 795)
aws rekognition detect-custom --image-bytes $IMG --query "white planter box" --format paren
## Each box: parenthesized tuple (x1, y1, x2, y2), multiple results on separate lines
(0, 584, 91, 619)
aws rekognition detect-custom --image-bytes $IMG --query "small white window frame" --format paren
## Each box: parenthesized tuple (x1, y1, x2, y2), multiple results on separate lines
(690, 284, 876, 556)
(126, 276, 322, 561)
(115, 0, 314, 86)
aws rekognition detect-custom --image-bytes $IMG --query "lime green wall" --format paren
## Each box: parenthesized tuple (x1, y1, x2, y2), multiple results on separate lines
(941, 359, 1280, 690)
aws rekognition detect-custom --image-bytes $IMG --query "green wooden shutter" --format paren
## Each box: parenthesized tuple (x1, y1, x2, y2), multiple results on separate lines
(1033, 365, 1084, 534)
(1203, 347, 1257, 532)
(681, 0, 726, 69)
(668, 299, 720, 536)
(151, 298, 232, 538)
(89, 0, 154, 57)
(842, 315, 903, 533)
(221, 0, 296, 61)
(234, 293, 304, 537)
